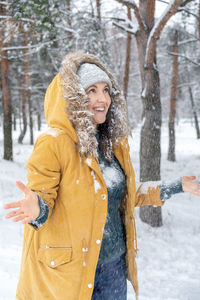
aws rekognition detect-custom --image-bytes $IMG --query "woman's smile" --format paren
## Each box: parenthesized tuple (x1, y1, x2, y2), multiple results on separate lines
(86, 82, 111, 125)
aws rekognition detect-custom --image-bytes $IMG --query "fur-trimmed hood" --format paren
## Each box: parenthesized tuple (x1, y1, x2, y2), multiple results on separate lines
(44, 51, 130, 159)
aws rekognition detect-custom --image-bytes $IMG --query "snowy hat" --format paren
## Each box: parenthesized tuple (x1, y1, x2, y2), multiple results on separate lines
(77, 63, 112, 92)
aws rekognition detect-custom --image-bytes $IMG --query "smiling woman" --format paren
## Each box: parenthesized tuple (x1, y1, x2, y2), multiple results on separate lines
(3, 51, 200, 300)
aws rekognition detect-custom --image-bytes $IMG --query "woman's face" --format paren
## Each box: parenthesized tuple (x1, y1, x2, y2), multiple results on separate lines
(86, 82, 111, 125)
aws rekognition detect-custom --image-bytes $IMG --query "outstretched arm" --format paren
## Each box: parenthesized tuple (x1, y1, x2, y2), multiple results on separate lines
(4, 181, 40, 225)
(135, 176, 200, 207)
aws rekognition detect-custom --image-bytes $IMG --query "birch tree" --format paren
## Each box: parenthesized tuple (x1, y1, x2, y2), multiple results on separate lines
(115, 0, 194, 227)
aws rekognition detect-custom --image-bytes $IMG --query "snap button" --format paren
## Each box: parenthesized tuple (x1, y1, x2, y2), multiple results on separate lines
(50, 261, 55, 266)
(82, 247, 88, 252)
(83, 261, 87, 267)
(101, 194, 106, 200)
(88, 283, 93, 289)
(45, 245, 50, 249)
(96, 240, 101, 244)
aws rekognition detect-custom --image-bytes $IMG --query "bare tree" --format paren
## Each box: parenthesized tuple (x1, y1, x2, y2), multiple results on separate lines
(0, 0, 13, 161)
(168, 30, 179, 162)
(123, 8, 132, 100)
(96, 0, 101, 22)
(115, 0, 193, 226)
(18, 31, 33, 145)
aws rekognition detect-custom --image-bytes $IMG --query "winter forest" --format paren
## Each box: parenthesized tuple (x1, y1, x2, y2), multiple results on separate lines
(0, 0, 200, 299)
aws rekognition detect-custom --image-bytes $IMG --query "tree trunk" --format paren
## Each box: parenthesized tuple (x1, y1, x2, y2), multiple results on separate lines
(18, 81, 27, 143)
(37, 112, 41, 131)
(18, 60, 27, 144)
(188, 86, 200, 139)
(136, 0, 162, 227)
(0, 1, 13, 161)
(116, 0, 192, 226)
(168, 30, 179, 162)
(13, 113, 16, 131)
(123, 8, 132, 100)
(139, 63, 162, 227)
(18, 31, 33, 144)
(96, 0, 101, 22)
(66, 0, 73, 42)
(199, 0, 200, 40)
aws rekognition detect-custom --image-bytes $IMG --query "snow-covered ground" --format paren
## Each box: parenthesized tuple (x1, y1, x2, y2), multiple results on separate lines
(0, 120, 200, 300)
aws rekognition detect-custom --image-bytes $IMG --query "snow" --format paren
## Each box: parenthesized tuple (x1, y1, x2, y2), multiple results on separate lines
(136, 180, 162, 194)
(1, 120, 200, 299)
(99, 159, 124, 190)
(91, 170, 102, 194)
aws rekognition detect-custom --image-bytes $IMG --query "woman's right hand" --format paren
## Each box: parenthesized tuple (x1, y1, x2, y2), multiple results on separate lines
(3, 181, 40, 224)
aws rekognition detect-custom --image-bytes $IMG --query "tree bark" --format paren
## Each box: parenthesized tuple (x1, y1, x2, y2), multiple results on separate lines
(123, 8, 132, 100)
(66, 0, 73, 42)
(37, 112, 41, 131)
(0, 0, 13, 161)
(199, 0, 200, 40)
(188, 86, 200, 139)
(96, 0, 101, 22)
(168, 30, 179, 162)
(137, 0, 162, 227)
(18, 31, 33, 144)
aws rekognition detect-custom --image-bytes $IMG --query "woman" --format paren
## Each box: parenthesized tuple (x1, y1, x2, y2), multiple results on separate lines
(4, 52, 200, 300)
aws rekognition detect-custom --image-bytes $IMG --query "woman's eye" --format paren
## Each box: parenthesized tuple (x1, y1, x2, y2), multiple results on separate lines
(104, 88, 109, 93)
(88, 88, 95, 94)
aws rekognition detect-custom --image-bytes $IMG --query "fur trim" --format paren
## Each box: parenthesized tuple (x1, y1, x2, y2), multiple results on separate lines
(59, 51, 130, 160)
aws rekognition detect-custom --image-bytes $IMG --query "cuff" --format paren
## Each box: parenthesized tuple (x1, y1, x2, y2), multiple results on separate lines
(160, 178, 184, 201)
(29, 194, 49, 228)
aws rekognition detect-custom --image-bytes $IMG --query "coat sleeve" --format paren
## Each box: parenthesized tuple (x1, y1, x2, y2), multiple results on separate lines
(135, 181, 164, 207)
(26, 133, 61, 222)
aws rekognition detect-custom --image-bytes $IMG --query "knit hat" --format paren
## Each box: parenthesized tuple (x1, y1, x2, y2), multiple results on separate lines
(77, 63, 112, 92)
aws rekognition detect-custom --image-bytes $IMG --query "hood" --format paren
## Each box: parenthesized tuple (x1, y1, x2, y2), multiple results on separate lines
(44, 51, 130, 159)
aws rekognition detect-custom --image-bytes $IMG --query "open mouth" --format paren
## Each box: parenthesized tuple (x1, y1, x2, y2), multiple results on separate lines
(94, 108, 105, 112)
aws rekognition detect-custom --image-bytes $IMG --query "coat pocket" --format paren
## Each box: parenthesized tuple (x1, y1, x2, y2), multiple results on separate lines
(38, 246, 72, 269)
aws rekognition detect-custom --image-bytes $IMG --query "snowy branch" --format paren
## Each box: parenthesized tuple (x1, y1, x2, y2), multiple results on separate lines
(145, 0, 185, 68)
(115, 0, 147, 34)
(157, 0, 198, 18)
(167, 51, 200, 67)
(0, 15, 35, 23)
(113, 20, 138, 35)
(54, 24, 76, 34)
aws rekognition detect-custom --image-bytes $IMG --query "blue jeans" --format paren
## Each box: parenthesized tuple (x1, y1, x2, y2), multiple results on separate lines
(91, 254, 127, 300)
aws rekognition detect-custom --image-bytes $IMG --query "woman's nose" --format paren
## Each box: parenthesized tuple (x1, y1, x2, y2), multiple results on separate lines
(96, 91, 107, 103)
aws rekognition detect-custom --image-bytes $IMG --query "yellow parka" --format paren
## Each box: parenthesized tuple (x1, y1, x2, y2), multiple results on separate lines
(16, 52, 163, 300)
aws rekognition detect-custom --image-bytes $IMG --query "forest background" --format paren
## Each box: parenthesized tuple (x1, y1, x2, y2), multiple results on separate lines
(0, 0, 200, 226)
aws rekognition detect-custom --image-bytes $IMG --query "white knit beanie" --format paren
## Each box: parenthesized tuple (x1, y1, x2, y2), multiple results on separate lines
(77, 63, 112, 91)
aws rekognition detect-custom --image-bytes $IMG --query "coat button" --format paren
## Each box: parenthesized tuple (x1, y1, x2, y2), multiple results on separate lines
(101, 194, 106, 200)
(83, 261, 87, 267)
(82, 247, 88, 252)
(50, 261, 55, 266)
(88, 283, 93, 288)
(96, 240, 101, 244)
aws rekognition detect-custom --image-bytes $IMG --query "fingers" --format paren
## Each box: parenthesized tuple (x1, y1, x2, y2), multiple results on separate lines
(13, 215, 31, 223)
(16, 181, 30, 196)
(4, 200, 23, 210)
(182, 176, 196, 181)
(5, 209, 33, 224)
(5, 208, 22, 219)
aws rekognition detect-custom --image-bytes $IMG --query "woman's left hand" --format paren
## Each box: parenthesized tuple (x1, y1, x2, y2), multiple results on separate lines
(182, 176, 200, 197)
